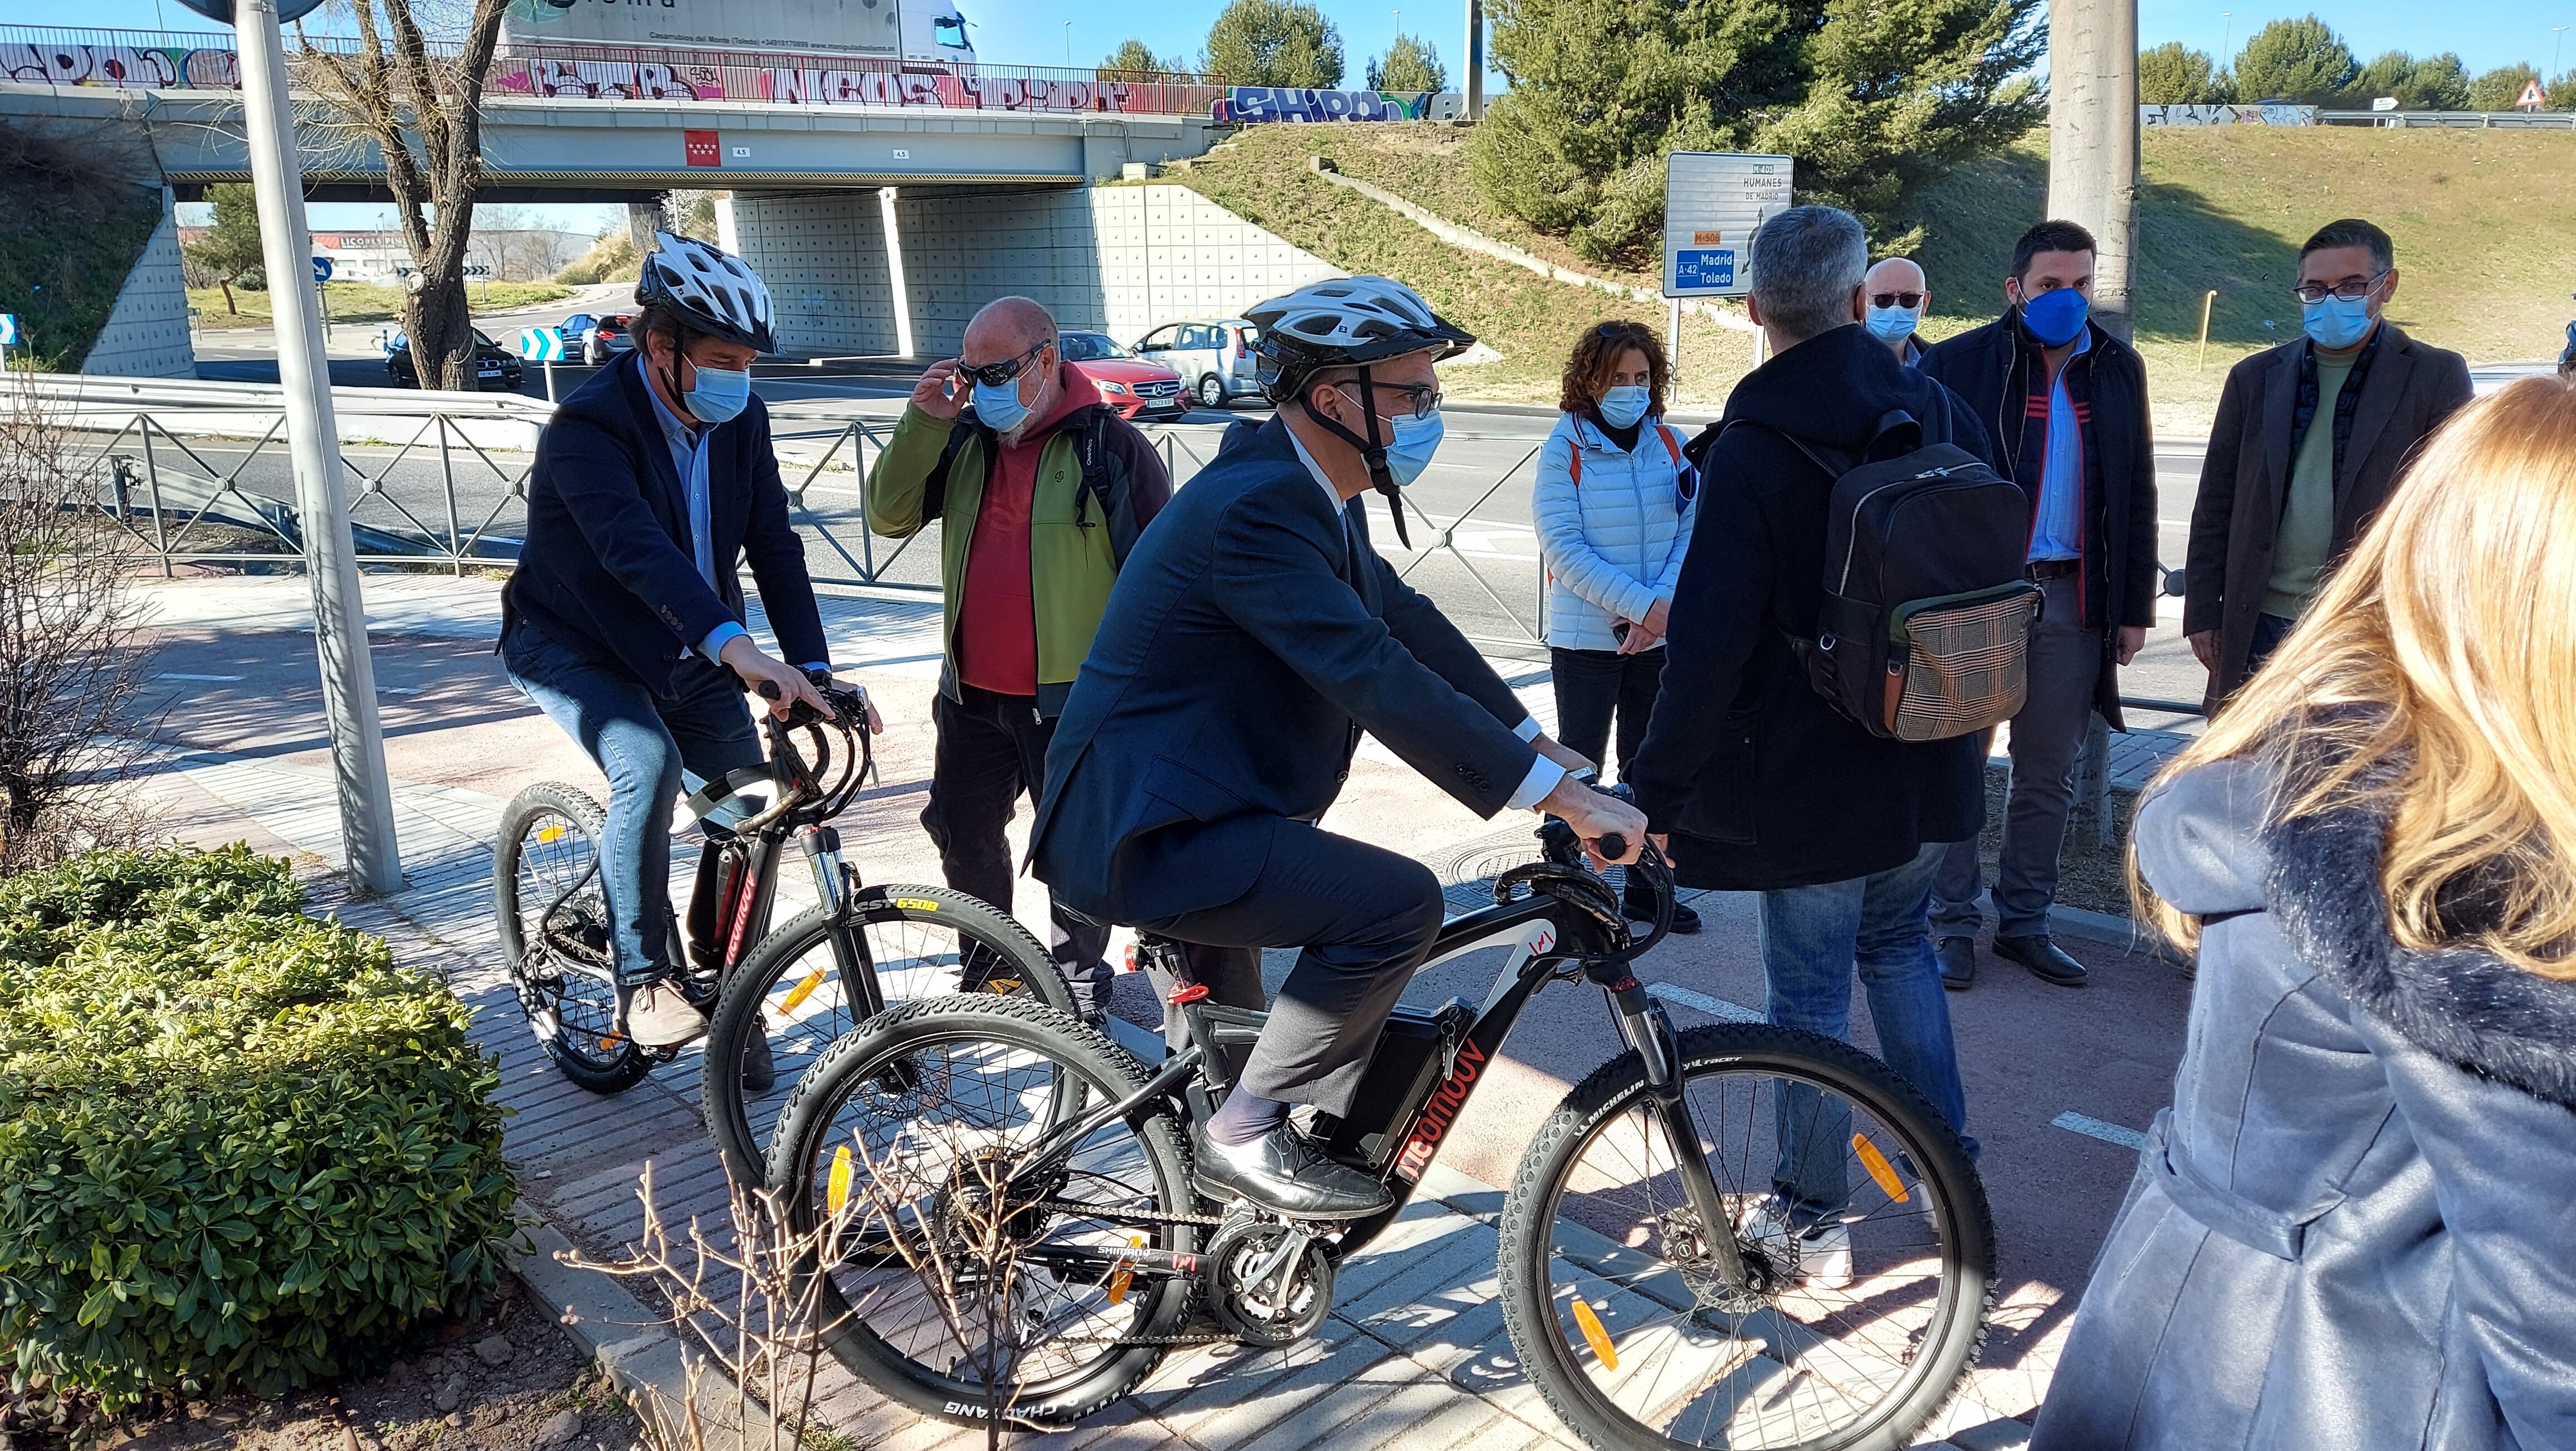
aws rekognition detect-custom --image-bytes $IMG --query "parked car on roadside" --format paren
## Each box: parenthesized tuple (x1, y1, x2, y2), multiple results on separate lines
(1133, 318, 1261, 408)
(384, 330, 524, 392)
(1058, 331, 1189, 421)
(582, 313, 636, 366)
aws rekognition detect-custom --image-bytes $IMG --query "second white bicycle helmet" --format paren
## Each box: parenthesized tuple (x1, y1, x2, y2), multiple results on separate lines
(635, 231, 777, 354)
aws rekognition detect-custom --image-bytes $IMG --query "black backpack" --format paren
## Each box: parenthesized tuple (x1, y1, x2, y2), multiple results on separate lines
(1728, 409, 2041, 742)
(916, 405, 1144, 566)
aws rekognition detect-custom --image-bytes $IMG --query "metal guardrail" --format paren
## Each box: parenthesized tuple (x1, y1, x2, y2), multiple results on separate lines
(2317, 108, 2576, 129)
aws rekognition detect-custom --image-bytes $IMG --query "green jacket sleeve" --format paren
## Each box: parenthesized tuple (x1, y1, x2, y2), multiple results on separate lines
(864, 404, 959, 539)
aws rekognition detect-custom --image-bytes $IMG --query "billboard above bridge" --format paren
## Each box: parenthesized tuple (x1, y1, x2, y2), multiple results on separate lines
(501, 0, 972, 64)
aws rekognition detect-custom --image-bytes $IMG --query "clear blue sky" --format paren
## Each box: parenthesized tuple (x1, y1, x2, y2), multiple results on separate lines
(32, 0, 2576, 232)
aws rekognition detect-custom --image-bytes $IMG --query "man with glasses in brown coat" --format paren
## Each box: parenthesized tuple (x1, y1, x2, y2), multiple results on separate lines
(2184, 219, 2473, 711)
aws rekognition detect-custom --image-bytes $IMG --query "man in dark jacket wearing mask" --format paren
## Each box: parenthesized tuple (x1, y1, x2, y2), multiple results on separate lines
(1919, 220, 2160, 991)
(1632, 206, 1988, 1267)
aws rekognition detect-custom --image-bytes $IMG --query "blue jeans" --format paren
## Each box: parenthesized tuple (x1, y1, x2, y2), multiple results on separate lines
(1759, 840, 1977, 1224)
(504, 622, 763, 987)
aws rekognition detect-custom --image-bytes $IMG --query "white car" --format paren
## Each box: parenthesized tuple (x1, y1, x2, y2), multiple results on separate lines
(1134, 318, 1262, 409)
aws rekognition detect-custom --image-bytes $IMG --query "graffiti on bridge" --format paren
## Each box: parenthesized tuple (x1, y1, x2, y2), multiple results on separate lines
(2, 41, 237, 89)
(1214, 87, 1464, 124)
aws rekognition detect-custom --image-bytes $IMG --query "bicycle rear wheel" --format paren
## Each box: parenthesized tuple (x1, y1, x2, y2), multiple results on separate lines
(494, 782, 651, 1094)
(767, 995, 1196, 1429)
(702, 887, 1073, 1185)
(1499, 1022, 1992, 1451)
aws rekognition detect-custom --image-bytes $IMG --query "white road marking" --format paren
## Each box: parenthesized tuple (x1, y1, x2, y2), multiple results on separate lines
(158, 672, 244, 681)
(2051, 1111, 2148, 1151)
(1644, 980, 1765, 1024)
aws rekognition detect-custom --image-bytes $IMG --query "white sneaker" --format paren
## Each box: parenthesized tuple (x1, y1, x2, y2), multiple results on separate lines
(621, 979, 708, 1048)
(1735, 1195, 1854, 1291)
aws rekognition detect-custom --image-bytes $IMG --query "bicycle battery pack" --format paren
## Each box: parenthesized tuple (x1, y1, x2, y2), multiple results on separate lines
(1311, 996, 1476, 1167)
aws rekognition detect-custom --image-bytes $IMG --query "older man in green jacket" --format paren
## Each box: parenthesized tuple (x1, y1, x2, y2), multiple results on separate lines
(865, 296, 1172, 1019)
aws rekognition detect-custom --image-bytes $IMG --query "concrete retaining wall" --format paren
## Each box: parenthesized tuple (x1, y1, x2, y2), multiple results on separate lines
(79, 188, 197, 378)
(730, 183, 1342, 358)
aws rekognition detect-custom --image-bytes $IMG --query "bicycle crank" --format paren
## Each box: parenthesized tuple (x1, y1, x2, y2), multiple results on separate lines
(1202, 1211, 1335, 1348)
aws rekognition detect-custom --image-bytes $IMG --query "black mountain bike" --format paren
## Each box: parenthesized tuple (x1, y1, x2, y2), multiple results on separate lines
(763, 810, 1994, 1451)
(493, 680, 1074, 1181)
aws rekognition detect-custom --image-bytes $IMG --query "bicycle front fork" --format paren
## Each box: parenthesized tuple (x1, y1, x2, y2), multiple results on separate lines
(1604, 975, 1756, 1292)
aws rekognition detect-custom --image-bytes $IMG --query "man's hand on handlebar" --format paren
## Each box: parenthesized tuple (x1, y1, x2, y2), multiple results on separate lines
(719, 636, 833, 722)
(1530, 733, 1598, 777)
(1536, 772, 1648, 868)
(807, 668, 886, 734)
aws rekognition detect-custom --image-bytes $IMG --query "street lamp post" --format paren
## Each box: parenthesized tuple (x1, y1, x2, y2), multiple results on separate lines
(175, 0, 403, 894)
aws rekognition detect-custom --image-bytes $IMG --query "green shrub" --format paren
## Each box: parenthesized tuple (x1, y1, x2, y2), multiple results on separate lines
(0, 848, 516, 1410)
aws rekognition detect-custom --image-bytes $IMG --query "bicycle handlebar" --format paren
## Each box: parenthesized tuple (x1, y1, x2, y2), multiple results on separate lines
(734, 676, 876, 832)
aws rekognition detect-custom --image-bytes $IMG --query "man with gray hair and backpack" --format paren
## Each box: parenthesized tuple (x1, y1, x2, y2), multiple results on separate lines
(866, 296, 1173, 1021)
(1633, 205, 2000, 1280)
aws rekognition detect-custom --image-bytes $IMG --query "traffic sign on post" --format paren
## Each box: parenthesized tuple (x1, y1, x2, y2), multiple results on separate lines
(311, 255, 333, 283)
(1663, 152, 1794, 300)
(2518, 79, 2547, 110)
(515, 327, 565, 362)
(0, 312, 15, 375)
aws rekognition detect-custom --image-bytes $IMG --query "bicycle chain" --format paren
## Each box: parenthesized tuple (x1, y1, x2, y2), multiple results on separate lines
(1023, 1201, 1250, 1349)
(1032, 1199, 1227, 1229)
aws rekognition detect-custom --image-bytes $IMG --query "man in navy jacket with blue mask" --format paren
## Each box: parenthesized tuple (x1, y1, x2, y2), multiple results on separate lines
(1032, 277, 1645, 1220)
(504, 233, 851, 1049)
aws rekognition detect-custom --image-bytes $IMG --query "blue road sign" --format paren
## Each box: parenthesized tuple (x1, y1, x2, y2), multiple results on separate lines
(1672, 249, 1738, 292)
(0, 314, 16, 347)
(516, 327, 567, 363)
(312, 255, 334, 284)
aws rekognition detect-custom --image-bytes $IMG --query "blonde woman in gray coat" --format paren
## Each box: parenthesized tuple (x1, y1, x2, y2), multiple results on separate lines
(2032, 376, 2576, 1449)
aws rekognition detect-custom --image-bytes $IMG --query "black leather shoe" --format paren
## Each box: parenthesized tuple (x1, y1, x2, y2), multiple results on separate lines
(1191, 1123, 1392, 1220)
(1994, 933, 2089, 987)
(1935, 936, 1978, 991)
(1624, 888, 1702, 935)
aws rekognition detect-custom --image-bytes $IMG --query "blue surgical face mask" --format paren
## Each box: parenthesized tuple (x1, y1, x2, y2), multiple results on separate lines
(2301, 294, 2375, 351)
(1596, 384, 1651, 430)
(682, 361, 750, 424)
(973, 375, 1033, 434)
(1376, 408, 1444, 487)
(2018, 286, 2090, 348)
(1866, 303, 1922, 343)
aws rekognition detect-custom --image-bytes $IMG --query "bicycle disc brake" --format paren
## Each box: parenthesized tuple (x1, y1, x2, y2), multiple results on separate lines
(1202, 1211, 1335, 1348)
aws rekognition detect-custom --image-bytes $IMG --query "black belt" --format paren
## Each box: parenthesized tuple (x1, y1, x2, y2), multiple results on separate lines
(2025, 558, 2081, 581)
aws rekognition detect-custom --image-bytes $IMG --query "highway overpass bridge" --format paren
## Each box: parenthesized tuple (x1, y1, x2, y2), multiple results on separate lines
(6, 29, 1316, 364)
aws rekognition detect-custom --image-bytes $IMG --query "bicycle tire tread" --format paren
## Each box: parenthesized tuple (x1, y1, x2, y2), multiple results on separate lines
(495, 782, 650, 1094)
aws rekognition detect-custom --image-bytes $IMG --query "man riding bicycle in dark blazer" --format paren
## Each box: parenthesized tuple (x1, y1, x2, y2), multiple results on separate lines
(504, 233, 855, 1051)
(1030, 277, 1645, 1220)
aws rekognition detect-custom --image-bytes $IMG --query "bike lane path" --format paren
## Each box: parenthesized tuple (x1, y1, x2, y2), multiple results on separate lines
(126, 572, 2184, 1449)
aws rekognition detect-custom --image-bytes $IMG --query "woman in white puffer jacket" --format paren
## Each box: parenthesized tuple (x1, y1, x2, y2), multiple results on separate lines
(1534, 319, 1700, 931)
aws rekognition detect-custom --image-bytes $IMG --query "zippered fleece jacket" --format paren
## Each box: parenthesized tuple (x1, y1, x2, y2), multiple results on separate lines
(864, 398, 1171, 717)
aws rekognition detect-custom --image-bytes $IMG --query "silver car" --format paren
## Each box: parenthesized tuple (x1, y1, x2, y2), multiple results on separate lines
(1134, 318, 1262, 409)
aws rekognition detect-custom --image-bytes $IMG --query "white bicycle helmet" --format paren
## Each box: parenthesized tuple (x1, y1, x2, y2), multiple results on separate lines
(1246, 276, 1473, 545)
(635, 231, 777, 353)
(1246, 275, 1474, 407)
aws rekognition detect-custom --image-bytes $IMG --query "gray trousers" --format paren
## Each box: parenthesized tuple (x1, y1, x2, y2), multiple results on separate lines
(1933, 573, 2102, 940)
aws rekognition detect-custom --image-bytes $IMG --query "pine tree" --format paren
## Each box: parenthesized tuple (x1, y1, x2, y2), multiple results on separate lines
(2230, 15, 2355, 105)
(2139, 42, 2221, 105)
(183, 183, 265, 317)
(1202, 0, 1344, 89)
(1101, 38, 1181, 79)
(1368, 33, 1448, 93)
(2467, 63, 2543, 110)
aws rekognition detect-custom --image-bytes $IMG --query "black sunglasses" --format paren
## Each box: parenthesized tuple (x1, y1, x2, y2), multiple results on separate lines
(958, 339, 1051, 388)
(1870, 291, 1926, 310)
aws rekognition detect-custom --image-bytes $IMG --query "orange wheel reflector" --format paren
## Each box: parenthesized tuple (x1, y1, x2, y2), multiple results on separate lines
(535, 825, 565, 843)
(1108, 1235, 1144, 1305)
(598, 1033, 626, 1050)
(780, 968, 827, 1015)
(1570, 1297, 1618, 1370)
(985, 978, 1023, 995)
(1854, 1134, 1910, 1203)
(827, 1145, 855, 1213)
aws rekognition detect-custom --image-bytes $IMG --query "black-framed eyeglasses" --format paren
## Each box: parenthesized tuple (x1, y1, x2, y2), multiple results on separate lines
(959, 339, 1051, 388)
(1343, 377, 1442, 422)
(2291, 271, 2389, 304)
(1870, 291, 1926, 310)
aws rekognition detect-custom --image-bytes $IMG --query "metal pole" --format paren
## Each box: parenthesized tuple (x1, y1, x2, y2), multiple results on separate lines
(1667, 295, 1682, 394)
(2196, 289, 2216, 370)
(233, 0, 403, 893)
(1462, 0, 1485, 120)
(436, 415, 466, 576)
(880, 187, 915, 360)
(2047, 0, 2141, 342)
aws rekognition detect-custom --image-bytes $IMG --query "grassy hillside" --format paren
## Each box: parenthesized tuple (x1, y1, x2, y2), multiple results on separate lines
(1183, 122, 2576, 426)
(1169, 126, 1763, 408)
(0, 123, 162, 372)
(190, 279, 570, 331)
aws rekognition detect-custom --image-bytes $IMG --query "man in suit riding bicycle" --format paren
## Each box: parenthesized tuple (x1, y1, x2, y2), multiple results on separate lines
(1031, 277, 1646, 1220)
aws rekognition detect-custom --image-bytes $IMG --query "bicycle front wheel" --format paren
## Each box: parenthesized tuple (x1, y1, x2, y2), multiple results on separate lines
(702, 886, 1072, 1184)
(1498, 1022, 1993, 1451)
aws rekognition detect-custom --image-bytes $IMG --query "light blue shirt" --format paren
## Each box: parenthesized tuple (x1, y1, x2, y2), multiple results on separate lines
(2027, 327, 2090, 563)
(638, 357, 828, 671)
